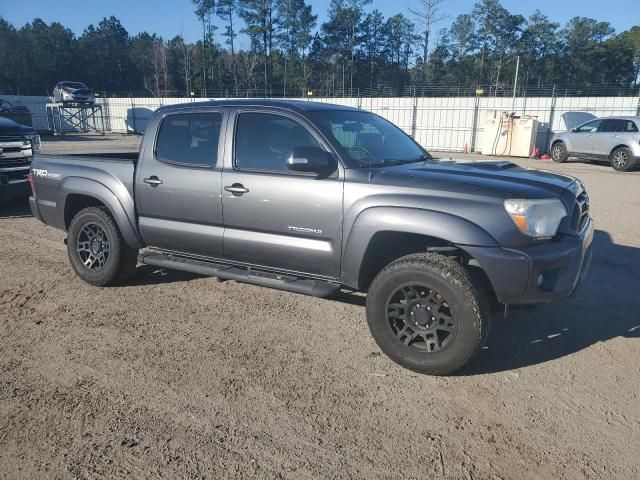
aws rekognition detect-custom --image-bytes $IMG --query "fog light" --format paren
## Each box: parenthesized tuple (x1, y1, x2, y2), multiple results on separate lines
(537, 274, 544, 287)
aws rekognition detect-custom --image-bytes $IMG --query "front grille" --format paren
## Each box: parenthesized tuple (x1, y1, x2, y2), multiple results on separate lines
(0, 136, 32, 160)
(0, 158, 30, 169)
(571, 189, 590, 232)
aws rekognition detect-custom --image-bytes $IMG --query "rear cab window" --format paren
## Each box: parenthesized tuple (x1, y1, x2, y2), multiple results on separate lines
(155, 112, 223, 167)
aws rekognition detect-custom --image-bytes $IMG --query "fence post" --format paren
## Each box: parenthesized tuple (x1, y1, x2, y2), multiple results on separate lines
(130, 93, 136, 135)
(102, 91, 111, 133)
(411, 86, 418, 139)
(545, 85, 557, 154)
(636, 88, 640, 116)
(470, 94, 480, 153)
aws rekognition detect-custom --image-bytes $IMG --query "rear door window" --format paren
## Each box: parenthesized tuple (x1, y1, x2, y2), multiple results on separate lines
(598, 119, 621, 133)
(155, 112, 223, 167)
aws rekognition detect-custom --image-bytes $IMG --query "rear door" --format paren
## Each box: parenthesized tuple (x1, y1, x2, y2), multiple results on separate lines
(136, 109, 226, 257)
(616, 118, 640, 146)
(592, 119, 622, 157)
(568, 119, 602, 154)
(220, 109, 344, 279)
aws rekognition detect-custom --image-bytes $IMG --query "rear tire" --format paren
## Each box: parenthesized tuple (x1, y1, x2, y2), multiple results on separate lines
(611, 147, 635, 172)
(67, 206, 138, 286)
(365, 253, 488, 375)
(551, 142, 568, 163)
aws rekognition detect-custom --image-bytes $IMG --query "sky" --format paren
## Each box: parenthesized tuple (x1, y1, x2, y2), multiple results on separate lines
(2, 0, 637, 49)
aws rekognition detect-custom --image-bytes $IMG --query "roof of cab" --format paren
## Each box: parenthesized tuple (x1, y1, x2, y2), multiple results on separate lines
(156, 98, 360, 113)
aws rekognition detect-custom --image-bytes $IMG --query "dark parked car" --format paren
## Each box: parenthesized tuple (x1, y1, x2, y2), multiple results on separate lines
(29, 100, 593, 375)
(0, 116, 40, 200)
(0, 98, 32, 126)
(52, 81, 95, 105)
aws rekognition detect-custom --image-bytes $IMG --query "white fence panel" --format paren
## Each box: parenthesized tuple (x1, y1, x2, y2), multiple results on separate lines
(3, 94, 638, 153)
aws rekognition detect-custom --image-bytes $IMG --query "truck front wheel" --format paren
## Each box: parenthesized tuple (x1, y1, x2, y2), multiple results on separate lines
(366, 253, 488, 375)
(67, 206, 138, 286)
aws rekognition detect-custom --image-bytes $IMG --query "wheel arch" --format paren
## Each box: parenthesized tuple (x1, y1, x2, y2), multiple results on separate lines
(341, 207, 498, 291)
(60, 177, 143, 249)
(609, 144, 631, 158)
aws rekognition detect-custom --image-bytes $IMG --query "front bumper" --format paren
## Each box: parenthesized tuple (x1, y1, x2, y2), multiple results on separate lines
(465, 219, 594, 305)
(0, 179, 30, 199)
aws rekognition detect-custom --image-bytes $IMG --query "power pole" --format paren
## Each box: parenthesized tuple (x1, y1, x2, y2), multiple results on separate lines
(511, 55, 520, 113)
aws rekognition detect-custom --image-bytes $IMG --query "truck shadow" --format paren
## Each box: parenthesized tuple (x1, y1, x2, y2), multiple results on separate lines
(461, 229, 640, 375)
(121, 264, 205, 286)
(0, 200, 32, 219)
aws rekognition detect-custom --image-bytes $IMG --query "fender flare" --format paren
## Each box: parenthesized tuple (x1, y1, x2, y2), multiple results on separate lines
(59, 177, 143, 249)
(341, 206, 498, 289)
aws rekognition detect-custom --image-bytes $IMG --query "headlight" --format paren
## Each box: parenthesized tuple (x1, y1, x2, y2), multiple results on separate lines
(26, 134, 41, 153)
(504, 198, 567, 239)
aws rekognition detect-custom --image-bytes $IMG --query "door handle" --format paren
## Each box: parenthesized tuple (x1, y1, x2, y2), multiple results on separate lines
(224, 183, 249, 195)
(144, 176, 163, 187)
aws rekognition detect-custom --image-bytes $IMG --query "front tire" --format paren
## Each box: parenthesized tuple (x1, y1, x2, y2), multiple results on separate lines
(611, 147, 635, 172)
(67, 207, 138, 286)
(365, 253, 487, 375)
(551, 142, 568, 163)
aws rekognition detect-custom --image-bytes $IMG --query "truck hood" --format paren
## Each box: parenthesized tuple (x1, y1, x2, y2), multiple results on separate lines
(374, 159, 576, 198)
(0, 116, 36, 136)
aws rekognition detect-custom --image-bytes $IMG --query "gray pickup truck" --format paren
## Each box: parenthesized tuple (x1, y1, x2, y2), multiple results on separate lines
(29, 100, 594, 374)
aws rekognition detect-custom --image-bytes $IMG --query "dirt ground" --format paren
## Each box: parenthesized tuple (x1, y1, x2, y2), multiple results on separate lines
(1, 135, 639, 479)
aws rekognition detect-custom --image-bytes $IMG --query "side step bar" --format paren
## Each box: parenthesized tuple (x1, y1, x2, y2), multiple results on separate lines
(138, 252, 340, 298)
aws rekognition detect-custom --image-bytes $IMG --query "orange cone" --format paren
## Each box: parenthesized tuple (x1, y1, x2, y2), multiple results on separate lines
(530, 146, 540, 158)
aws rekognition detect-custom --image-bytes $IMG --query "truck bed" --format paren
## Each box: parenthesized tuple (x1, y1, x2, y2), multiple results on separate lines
(42, 151, 140, 162)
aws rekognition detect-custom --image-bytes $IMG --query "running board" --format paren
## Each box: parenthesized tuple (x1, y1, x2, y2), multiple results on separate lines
(138, 252, 340, 298)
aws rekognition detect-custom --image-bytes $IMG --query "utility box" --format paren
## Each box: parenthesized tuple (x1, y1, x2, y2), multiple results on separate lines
(482, 111, 538, 157)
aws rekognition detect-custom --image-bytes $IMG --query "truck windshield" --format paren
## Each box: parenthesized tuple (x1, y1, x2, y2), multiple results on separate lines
(308, 110, 431, 167)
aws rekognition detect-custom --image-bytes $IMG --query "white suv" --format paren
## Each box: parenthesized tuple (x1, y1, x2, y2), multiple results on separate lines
(551, 116, 640, 172)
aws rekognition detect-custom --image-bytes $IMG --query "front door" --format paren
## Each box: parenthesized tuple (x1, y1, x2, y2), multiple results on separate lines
(569, 119, 602, 154)
(220, 110, 344, 279)
(136, 110, 226, 257)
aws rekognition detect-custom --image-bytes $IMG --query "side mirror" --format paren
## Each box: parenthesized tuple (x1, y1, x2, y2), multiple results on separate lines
(570, 127, 578, 132)
(287, 146, 333, 173)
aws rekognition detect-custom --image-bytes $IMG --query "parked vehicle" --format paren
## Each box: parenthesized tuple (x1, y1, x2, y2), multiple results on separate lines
(52, 81, 95, 105)
(0, 116, 40, 201)
(28, 100, 594, 375)
(551, 116, 640, 172)
(0, 98, 33, 126)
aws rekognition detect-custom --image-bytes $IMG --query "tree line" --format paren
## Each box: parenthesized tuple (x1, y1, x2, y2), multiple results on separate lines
(0, 0, 638, 98)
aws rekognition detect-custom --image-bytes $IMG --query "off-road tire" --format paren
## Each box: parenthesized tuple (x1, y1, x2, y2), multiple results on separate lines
(611, 147, 635, 172)
(67, 206, 138, 286)
(366, 253, 488, 375)
(551, 141, 568, 163)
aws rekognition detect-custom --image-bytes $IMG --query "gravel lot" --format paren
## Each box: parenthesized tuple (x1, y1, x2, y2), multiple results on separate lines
(1, 135, 639, 479)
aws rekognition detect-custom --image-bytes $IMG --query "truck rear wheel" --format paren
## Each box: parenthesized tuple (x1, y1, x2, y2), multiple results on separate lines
(67, 207, 138, 286)
(366, 253, 487, 375)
